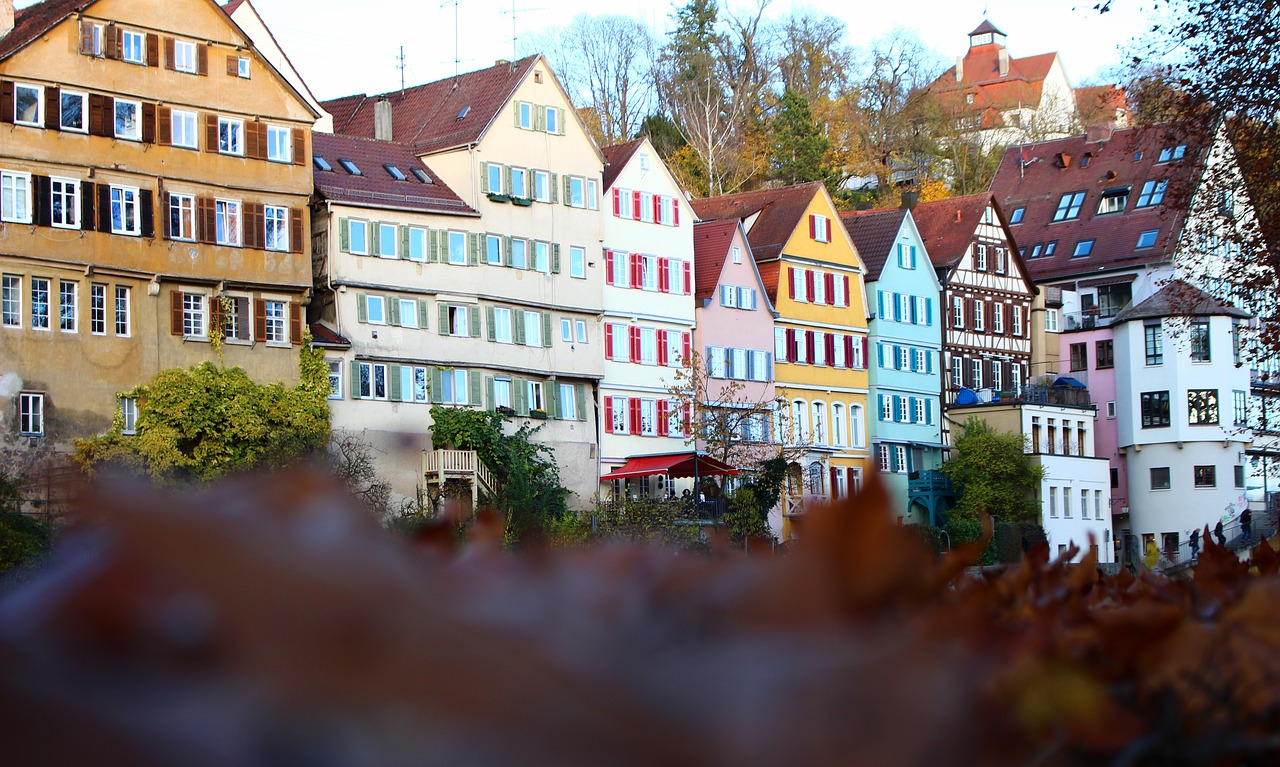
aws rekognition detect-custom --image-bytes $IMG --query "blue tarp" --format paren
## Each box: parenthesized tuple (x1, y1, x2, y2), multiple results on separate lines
(954, 387, 980, 405)
(1052, 376, 1087, 389)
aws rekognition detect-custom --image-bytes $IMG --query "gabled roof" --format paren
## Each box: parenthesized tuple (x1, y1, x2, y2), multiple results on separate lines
(691, 181, 825, 262)
(321, 56, 545, 155)
(926, 44, 1060, 114)
(1113, 280, 1250, 323)
(312, 134, 476, 216)
(840, 208, 908, 279)
(988, 124, 1205, 283)
(221, 0, 249, 14)
(969, 19, 1005, 37)
(692, 219, 738, 300)
(602, 138, 645, 190)
(911, 194, 997, 268)
(0, 0, 94, 61)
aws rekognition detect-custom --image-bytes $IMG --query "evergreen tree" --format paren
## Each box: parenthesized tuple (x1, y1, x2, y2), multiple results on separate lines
(770, 89, 837, 189)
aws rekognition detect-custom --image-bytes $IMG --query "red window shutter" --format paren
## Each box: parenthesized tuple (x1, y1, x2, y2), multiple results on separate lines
(629, 398, 641, 435)
(604, 323, 614, 358)
(612, 187, 621, 216)
(684, 404, 693, 434)
(604, 249, 614, 285)
(682, 332, 691, 363)
(806, 331, 816, 364)
(657, 400, 669, 436)
(830, 467, 840, 499)
(632, 191, 641, 219)
(826, 333, 836, 362)
(846, 467, 856, 494)
(824, 218, 832, 242)
(652, 194, 661, 222)
(825, 273, 835, 302)
(808, 214, 816, 239)
(845, 335, 855, 368)
(629, 326, 640, 362)
(631, 253, 642, 287)
(860, 336, 868, 368)
(682, 261, 691, 294)
(658, 330, 669, 365)
(674, 200, 680, 226)
(787, 328, 797, 362)
(788, 267, 796, 300)
(659, 257, 670, 292)
(843, 275, 850, 306)
(603, 396, 614, 433)
(806, 270, 816, 302)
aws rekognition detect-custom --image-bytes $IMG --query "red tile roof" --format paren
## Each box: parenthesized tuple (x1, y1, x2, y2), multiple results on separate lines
(911, 194, 998, 268)
(691, 181, 824, 262)
(221, 0, 249, 15)
(1113, 280, 1251, 323)
(312, 134, 476, 216)
(692, 219, 739, 300)
(926, 49, 1059, 115)
(321, 56, 541, 155)
(969, 19, 1005, 36)
(988, 125, 1204, 283)
(840, 208, 907, 279)
(0, 0, 94, 61)
(308, 323, 351, 349)
(602, 138, 645, 190)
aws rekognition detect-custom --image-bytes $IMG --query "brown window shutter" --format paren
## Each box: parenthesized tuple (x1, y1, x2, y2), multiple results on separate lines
(253, 298, 267, 341)
(105, 25, 120, 60)
(161, 191, 171, 238)
(32, 176, 50, 227)
(209, 295, 225, 337)
(245, 121, 263, 160)
(163, 37, 175, 70)
(254, 122, 268, 160)
(226, 55, 239, 76)
(204, 113, 217, 153)
(242, 203, 260, 249)
(289, 208, 303, 254)
(139, 189, 154, 237)
(170, 290, 183, 335)
(291, 127, 305, 166)
(81, 182, 95, 230)
(146, 34, 159, 67)
(88, 93, 106, 136)
(79, 22, 95, 55)
(156, 106, 171, 146)
(197, 197, 215, 243)
(97, 185, 112, 233)
(236, 297, 250, 340)
(141, 102, 156, 143)
(196, 43, 208, 76)
(44, 86, 59, 129)
(0, 81, 12, 124)
(289, 303, 302, 345)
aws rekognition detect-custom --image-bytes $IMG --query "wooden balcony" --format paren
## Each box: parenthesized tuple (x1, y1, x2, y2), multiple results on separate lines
(421, 449, 497, 509)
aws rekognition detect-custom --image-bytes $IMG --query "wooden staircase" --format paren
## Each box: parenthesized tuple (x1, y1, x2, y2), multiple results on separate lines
(421, 449, 498, 510)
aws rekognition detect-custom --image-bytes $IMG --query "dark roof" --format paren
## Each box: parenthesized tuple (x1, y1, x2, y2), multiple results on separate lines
(602, 138, 645, 190)
(691, 182, 824, 262)
(0, 0, 94, 61)
(911, 193, 996, 268)
(321, 56, 541, 155)
(840, 208, 908, 279)
(692, 219, 739, 300)
(221, 0, 249, 14)
(312, 134, 476, 215)
(969, 19, 1006, 37)
(1113, 280, 1251, 323)
(308, 323, 351, 349)
(988, 125, 1205, 283)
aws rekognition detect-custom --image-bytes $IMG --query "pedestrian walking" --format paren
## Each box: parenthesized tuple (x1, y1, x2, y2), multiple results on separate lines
(1144, 539, 1161, 570)
(1241, 508, 1253, 541)
(1189, 528, 1200, 560)
(1215, 519, 1226, 547)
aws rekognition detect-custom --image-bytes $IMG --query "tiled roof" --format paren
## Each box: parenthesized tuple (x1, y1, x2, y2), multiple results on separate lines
(911, 193, 997, 268)
(755, 260, 781, 304)
(221, 0, 249, 14)
(0, 0, 94, 61)
(840, 208, 907, 280)
(321, 56, 540, 155)
(308, 323, 351, 349)
(927, 50, 1058, 114)
(988, 125, 1204, 283)
(969, 19, 1005, 36)
(602, 138, 645, 190)
(1075, 85, 1128, 115)
(691, 181, 824, 262)
(1113, 280, 1251, 323)
(692, 219, 739, 300)
(312, 134, 476, 215)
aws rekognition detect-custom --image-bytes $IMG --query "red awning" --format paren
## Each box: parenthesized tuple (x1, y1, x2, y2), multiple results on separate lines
(602, 452, 739, 480)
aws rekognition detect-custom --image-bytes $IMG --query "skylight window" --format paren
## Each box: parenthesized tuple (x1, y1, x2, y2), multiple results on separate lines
(1137, 229, 1159, 248)
(411, 168, 432, 183)
(1158, 145, 1187, 162)
(1009, 206, 1025, 224)
(1072, 239, 1096, 258)
(313, 156, 333, 172)
(384, 164, 407, 181)
(338, 158, 362, 175)
(457, 106, 471, 120)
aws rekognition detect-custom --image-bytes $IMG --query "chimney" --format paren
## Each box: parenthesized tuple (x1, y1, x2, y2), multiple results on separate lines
(374, 99, 393, 141)
(998, 49, 1009, 77)
(901, 191, 919, 210)
(0, 0, 14, 38)
(954, 209, 962, 223)
(955, 55, 964, 82)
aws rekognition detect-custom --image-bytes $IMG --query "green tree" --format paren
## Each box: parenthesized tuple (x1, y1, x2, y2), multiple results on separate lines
(723, 456, 786, 544)
(74, 335, 330, 483)
(941, 417, 1044, 525)
(770, 89, 837, 189)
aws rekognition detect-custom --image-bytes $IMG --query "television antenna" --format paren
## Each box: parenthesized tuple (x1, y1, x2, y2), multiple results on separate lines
(499, 0, 546, 60)
(395, 45, 406, 95)
(439, 0, 461, 79)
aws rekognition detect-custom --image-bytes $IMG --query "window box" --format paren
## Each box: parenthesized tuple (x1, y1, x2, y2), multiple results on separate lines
(496, 405, 516, 416)
(485, 192, 510, 203)
(510, 196, 534, 207)
(528, 408, 548, 419)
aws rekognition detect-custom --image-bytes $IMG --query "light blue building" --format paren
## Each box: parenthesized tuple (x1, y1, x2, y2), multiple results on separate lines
(842, 207, 948, 524)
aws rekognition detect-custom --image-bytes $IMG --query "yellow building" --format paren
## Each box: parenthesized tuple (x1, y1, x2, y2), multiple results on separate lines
(693, 182, 871, 538)
(0, 0, 317, 447)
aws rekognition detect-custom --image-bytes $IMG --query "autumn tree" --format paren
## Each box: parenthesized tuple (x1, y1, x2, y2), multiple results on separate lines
(941, 417, 1044, 525)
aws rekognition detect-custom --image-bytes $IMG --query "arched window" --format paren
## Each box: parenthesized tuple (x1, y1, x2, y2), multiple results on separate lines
(831, 403, 846, 447)
(849, 404, 865, 448)
(792, 399, 807, 443)
(811, 401, 826, 445)
(807, 461, 825, 496)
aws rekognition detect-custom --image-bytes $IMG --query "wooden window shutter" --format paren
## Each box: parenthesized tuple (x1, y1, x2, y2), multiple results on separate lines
(196, 43, 208, 76)
(247, 122, 266, 160)
(141, 103, 156, 143)
(156, 106, 171, 146)
(250, 203, 266, 249)
(197, 197, 216, 243)
(87, 94, 107, 136)
(203, 113, 217, 153)
(338, 218, 349, 252)
(603, 396, 613, 433)
(253, 299, 267, 340)
(254, 122, 268, 160)
(209, 297, 225, 339)
(105, 25, 120, 60)
(169, 290, 183, 335)
(289, 209, 303, 254)
(146, 34, 159, 67)
(97, 185, 111, 233)
(628, 398, 641, 435)
(830, 467, 839, 499)
(788, 267, 796, 300)
(163, 37, 176, 70)
(43, 86, 59, 129)
(291, 128, 305, 166)
(226, 55, 239, 76)
(32, 176, 50, 227)
(0, 81, 12, 123)
(290, 303, 302, 344)
(79, 22, 96, 55)
(139, 190, 154, 237)
(161, 192, 172, 239)
(80, 182, 95, 230)
(808, 214, 816, 239)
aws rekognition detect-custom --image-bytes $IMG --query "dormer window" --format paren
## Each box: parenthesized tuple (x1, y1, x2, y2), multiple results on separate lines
(314, 156, 333, 172)
(338, 158, 362, 176)
(384, 164, 407, 181)
(1096, 187, 1130, 215)
(1158, 145, 1187, 162)
(966, 93, 975, 104)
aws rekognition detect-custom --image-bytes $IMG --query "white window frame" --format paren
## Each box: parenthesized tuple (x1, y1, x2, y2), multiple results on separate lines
(110, 186, 141, 236)
(569, 176, 585, 208)
(448, 230, 467, 265)
(510, 167, 528, 199)
(951, 296, 964, 328)
(558, 383, 576, 420)
(359, 362, 388, 400)
(973, 300, 985, 332)
(13, 83, 42, 127)
(518, 101, 534, 130)
(266, 125, 292, 163)
(365, 294, 386, 325)
(120, 395, 138, 434)
(587, 179, 598, 210)
(121, 29, 146, 64)
(1012, 305, 1024, 336)
(264, 205, 288, 252)
(560, 317, 572, 342)
(533, 170, 551, 203)
(58, 280, 77, 333)
(218, 116, 244, 156)
(263, 299, 287, 344)
(493, 377, 512, 409)
(326, 359, 343, 399)
(173, 39, 197, 73)
(114, 98, 142, 141)
(534, 241, 550, 272)
(970, 359, 983, 389)
(510, 238, 528, 269)
(89, 283, 106, 334)
(214, 198, 240, 245)
(1, 170, 32, 224)
(545, 106, 560, 134)
(523, 310, 541, 346)
(50, 177, 81, 229)
(494, 307, 513, 343)
(347, 220, 368, 255)
(171, 109, 198, 149)
(237, 58, 251, 78)
(447, 305, 470, 337)
(30, 277, 49, 330)
(576, 319, 588, 344)
(527, 380, 545, 412)
(59, 90, 87, 133)
(114, 285, 130, 336)
(169, 193, 195, 241)
(18, 392, 43, 436)
(181, 291, 206, 338)
(813, 214, 831, 243)
(609, 322, 629, 361)
(377, 222, 397, 258)
(569, 246, 586, 279)
(396, 298, 418, 329)
(486, 164, 505, 195)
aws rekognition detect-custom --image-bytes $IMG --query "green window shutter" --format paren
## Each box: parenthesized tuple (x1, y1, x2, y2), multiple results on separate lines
(387, 297, 400, 326)
(485, 375, 495, 410)
(468, 232, 480, 266)
(507, 165, 516, 195)
(563, 175, 571, 204)
(388, 364, 402, 401)
(575, 384, 586, 421)
(428, 229, 440, 262)
(438, 303, 448, 334)
(468, 305, 481, 337)
(550, 173, 559, 203)
(486, 306, 496, 341)
(535, 105, 546, 132)
(356, 293, 368, 323)
(417, 299, 430, 329)
(430, 367, 443, 404)
(514, 377, 528, 415)
(350, 360, 362, 399)
(469, 371, 481, 407)
(514, 311, 526, 345)
(551, 244, 561, 274)
(542, 312, 552, 347)
(546, 381, 559, 419)
(338, 218, 350, 252)
(369, 222, 380, 254)
(502, 235, 512, 266)
(400, 226, 410, 259)
(479, 161, 490, 192)
(513, 102, 522, 127)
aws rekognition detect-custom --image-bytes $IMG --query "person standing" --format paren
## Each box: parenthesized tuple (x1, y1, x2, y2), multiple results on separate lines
(1215, 519, 1227, 547)
(1241, 508, 1254, 541)
(1189, 528, 1200, 560)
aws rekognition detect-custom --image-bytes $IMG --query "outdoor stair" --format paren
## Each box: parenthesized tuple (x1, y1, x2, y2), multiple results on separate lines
(421, 449, 498, 510)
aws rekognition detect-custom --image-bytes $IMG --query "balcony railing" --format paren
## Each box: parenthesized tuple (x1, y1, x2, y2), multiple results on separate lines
(1063, 310, 1120, 331)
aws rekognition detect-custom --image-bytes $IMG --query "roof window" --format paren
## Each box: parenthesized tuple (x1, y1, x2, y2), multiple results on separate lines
(457, 106, 471, 119)
(338, 158, 362, 176)
(1158, 144, 1187, 162)
(313, 156, 333, 172)
(384, 164, 407, 181)
(411, 168, 432, 184)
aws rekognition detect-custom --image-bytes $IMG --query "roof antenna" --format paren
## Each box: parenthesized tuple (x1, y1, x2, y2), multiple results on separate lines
(500, 0, 545, 60)
(396, 45, 406, 97)
(439, 0, 460, 81)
